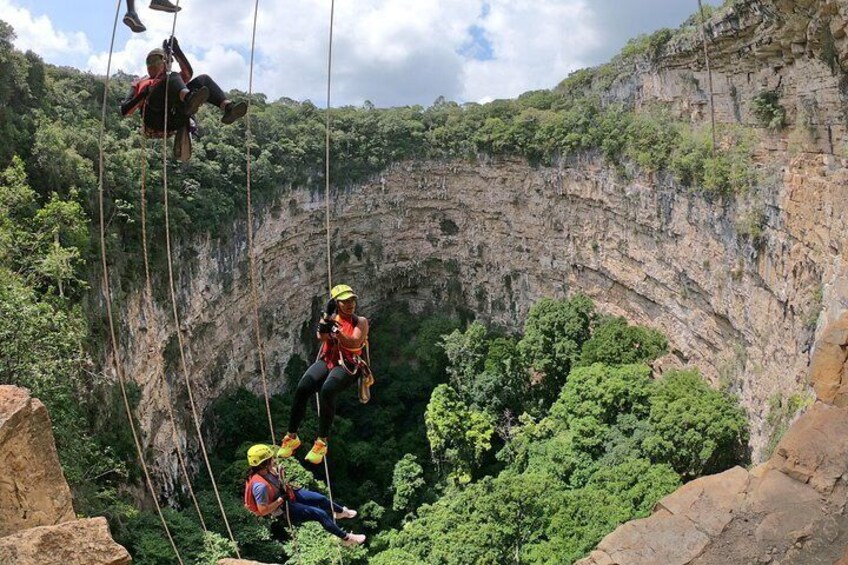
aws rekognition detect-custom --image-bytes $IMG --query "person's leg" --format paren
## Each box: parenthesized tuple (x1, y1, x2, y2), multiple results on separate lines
(187, 75, 227, 107)
(293, 488, 344, 515)
(287, 361, 329, 434)
(317, 366, 358, 438)
(186, 74, 248, 124)
(123, 0, 146, 32)
(287, 501, 348, 539)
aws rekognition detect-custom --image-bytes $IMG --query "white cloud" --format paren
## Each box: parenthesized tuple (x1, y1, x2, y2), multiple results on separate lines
(6, 0, 706, 108)
(461, 0, 601, 101)
(79, 0, 602, 107)
(1, 0, 90, 58)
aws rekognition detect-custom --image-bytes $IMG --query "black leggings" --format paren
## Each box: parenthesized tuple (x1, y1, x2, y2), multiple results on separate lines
(144, 73, 227, 132)
(288, 360, 357, 438)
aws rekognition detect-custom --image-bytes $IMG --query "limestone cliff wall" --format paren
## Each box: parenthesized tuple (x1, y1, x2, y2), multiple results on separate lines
(112, 0, 848, 492)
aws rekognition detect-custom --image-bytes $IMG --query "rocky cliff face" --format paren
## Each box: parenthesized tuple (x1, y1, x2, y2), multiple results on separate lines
(0, 386, 131, 564)
(0, 385, 75, 536)
(113, 0, 848, 495)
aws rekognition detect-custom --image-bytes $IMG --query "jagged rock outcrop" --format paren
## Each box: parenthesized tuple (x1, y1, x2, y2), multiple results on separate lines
(0, 386, 132, 564)
(577, 402, 848, 565)
(0, 517, 131, 565)
(0, 385, 75, 536)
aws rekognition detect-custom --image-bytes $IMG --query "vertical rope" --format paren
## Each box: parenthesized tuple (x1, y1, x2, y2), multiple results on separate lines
(160, 3, 241, 556)
(97, 1, 183, 562)
(324, 0, 336, 293)
(273, 461, 303, 565)
(245, 0, 276, 445)
(139, 132, 207, 531)
(698, 0, 717, 155)
(321, 4, 343, 561)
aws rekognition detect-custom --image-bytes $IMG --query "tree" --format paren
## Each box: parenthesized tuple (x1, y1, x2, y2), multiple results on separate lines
(442, 324, 528, 415)
(425, 384, 495, 484)
(578, 316, 667, 367)
(391, 454, 425, 514)
(518, 295, 595, 411)
(642, 369, 749, 478)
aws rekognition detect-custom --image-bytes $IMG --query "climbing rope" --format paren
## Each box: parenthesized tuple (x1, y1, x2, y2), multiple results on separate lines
(159, 2, 241, 556)
(97, 1, 184, 563)
(323, 0, 336, 294)
(244, 0, 276, 446)
(138, 131, 207, 531)
(243, 2, 301, 561)
(697, 0, 717, 154)
(319, 3, 346, 563)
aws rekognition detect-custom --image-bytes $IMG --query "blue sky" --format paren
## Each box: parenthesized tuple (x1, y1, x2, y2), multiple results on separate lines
(2, 0, 722, 107)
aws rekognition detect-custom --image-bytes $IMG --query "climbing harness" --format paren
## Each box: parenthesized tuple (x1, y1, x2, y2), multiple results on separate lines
(98, 1, 184, 563)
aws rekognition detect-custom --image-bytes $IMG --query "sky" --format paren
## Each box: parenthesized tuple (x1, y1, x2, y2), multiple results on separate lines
(2, 0, 721, 108)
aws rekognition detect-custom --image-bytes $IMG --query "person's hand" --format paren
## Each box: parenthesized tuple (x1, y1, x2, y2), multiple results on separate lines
(317, 317, 334, 334)
(139, 84, 152, 97)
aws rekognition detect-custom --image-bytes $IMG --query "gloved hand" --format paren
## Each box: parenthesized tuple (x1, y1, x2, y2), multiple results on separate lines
(317, 317, 337, 335)
(163, 37, 182, 57)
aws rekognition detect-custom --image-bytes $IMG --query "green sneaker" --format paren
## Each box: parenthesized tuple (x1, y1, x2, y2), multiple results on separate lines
(278, 434, 301, 458)
(304, 439, 328, 465)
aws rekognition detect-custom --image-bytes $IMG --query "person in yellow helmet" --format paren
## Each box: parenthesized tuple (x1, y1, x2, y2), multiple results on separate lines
(279, 284, 369, 464)
(243, 445, 365, 546)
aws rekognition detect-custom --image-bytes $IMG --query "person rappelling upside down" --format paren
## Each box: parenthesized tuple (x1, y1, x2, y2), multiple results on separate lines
(279, 284, 372, 465)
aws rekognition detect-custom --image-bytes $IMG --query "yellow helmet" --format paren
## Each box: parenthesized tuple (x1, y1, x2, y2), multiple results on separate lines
(247, 444, 276, 467)
(331, 284, 357, 301)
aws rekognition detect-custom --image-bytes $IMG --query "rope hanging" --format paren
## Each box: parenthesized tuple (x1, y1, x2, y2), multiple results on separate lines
(319, 3, 345, 563)
(97, 1, 183, 562)
(244, 0, 276, 447)
(139, 132, 207, 531)
(697, 0, 717, 154)
(159, 2, 241, 556)
(323, 0, 336, 293)
(243, 2, 301, 560)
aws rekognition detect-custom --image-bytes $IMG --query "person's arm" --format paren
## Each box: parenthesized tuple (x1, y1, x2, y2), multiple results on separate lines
(337, 317, 368, 350)
(167, 37, 193, 82)
(253, 481, 286, 517)
(120, 82, 148, 117)
(255, 496, 286, 517)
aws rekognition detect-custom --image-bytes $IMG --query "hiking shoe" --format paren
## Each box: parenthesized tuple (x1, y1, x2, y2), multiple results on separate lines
(221, 101, 248, 125)
(342, 533, 366, 547)
(277, 434, 301, 458)
(334, 506, 357, 520)
(304, 439, 328, 465)
(122, 11, 146, 33)
(149, 0, 182, 12)
(183, 86, 209, 116)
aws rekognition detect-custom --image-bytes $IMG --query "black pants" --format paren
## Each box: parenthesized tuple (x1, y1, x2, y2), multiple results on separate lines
(288, 360, 357, 438)
(144, 73, 227, 132)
